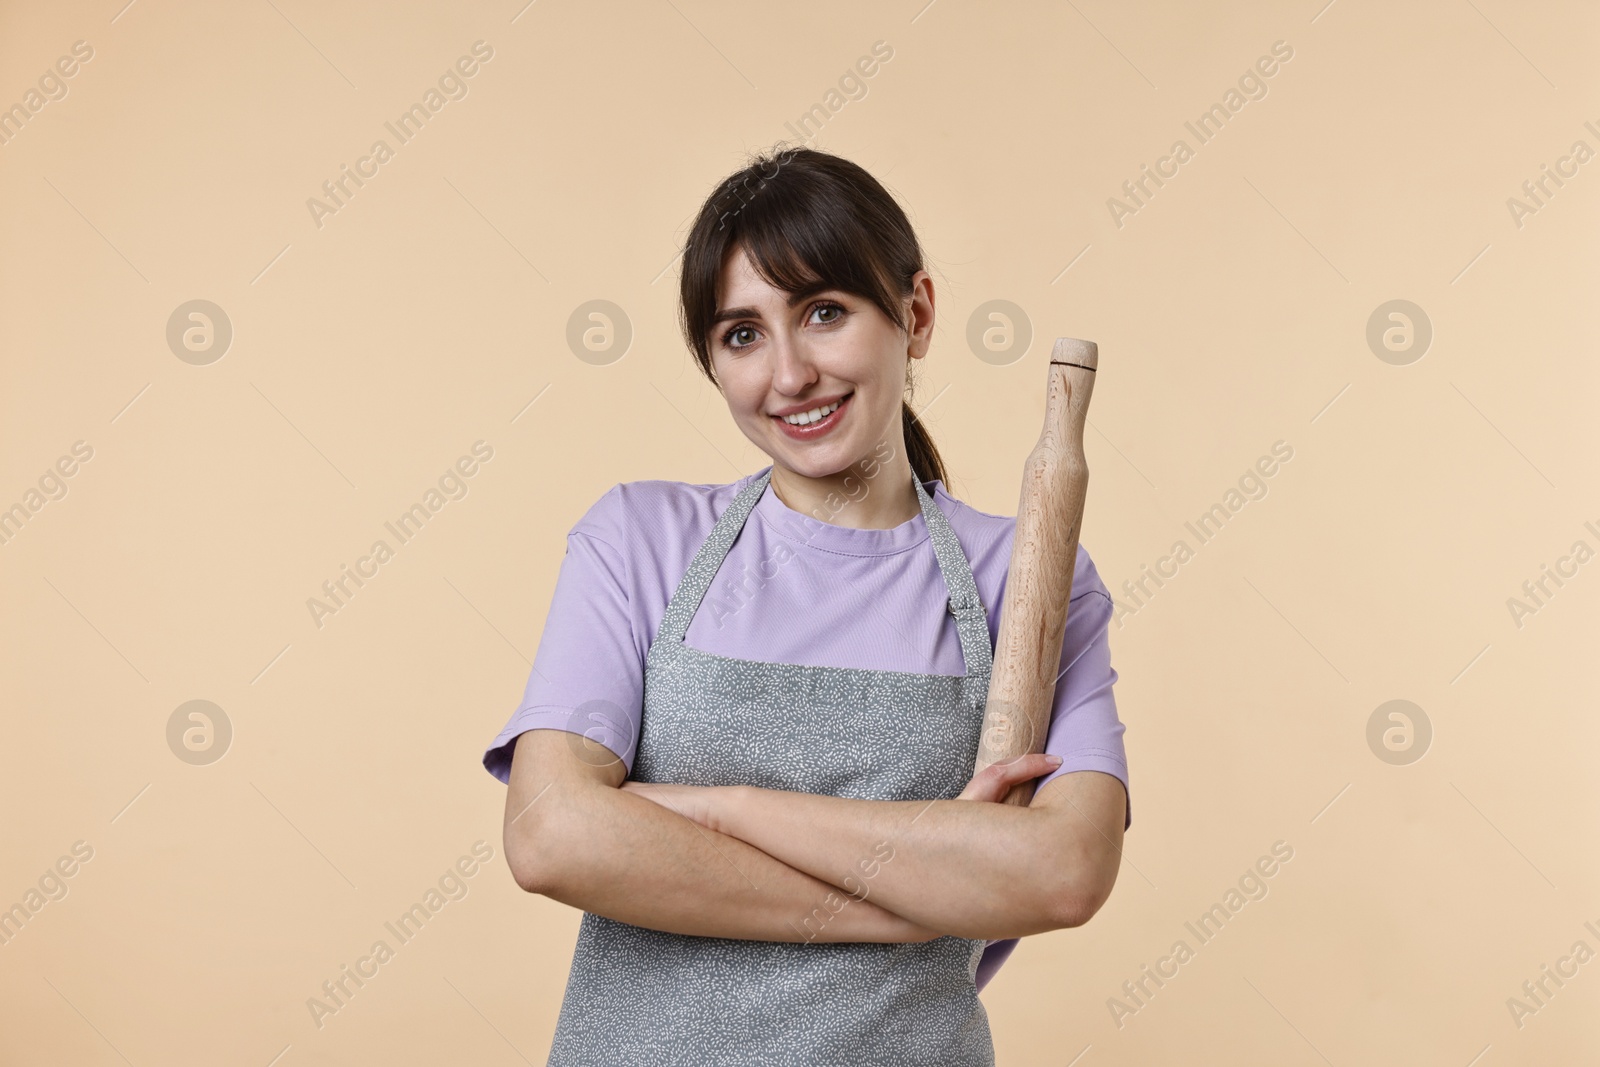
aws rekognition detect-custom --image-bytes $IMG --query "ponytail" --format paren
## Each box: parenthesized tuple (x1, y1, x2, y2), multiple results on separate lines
(901, 400, 947, 487)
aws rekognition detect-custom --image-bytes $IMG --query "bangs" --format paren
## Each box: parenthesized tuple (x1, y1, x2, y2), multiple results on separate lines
(733, 191, 896, 320)
(680, 148, 915, 377)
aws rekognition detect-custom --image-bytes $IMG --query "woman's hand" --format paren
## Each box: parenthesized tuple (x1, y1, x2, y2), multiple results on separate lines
(956, 753, 1063, 803)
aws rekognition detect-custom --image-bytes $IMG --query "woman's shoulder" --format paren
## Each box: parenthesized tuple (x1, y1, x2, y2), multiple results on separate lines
(927, 481, 1012, 555)
(567, 470, 761, 549)
(931, 480, 1111, 603)
(927, 480, 1011, 529)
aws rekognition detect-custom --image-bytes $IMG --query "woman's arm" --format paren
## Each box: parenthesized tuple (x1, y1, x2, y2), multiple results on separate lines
(502, 728, 945, 944)
(623, 764, 1127, 942)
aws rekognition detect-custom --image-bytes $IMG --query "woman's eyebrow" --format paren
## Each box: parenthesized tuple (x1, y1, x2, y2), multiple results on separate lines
(710, 281, 836, 326)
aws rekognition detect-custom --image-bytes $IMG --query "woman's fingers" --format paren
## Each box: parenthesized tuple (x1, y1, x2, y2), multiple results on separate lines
(970, 753, 1062, 800)
(957, 753, 1064, 802)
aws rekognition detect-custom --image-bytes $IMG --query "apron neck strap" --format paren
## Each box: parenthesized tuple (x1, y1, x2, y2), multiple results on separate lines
(653, 466, 995, 684)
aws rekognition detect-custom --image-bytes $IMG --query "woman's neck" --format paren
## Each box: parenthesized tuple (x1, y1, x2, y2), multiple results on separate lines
(767, 452, 921, 530)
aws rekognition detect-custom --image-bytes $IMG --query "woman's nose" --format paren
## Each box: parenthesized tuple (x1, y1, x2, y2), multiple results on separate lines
(768, 335, 818, 394)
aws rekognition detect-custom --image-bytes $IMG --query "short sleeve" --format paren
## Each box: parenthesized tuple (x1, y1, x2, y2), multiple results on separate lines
(975, 548, 1133, 993)
(1032, 573, 1131, 831)
(481, 486, 644, 785)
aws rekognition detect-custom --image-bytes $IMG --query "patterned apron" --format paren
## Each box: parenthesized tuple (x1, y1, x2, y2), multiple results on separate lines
(545, 466, 997, 1066)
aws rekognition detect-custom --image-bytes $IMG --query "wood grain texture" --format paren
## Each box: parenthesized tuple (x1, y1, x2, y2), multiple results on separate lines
(974, 337, 1098, 806)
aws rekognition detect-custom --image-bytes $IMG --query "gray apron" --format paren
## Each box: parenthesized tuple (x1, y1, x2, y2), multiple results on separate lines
(545, 467, 997, 1066)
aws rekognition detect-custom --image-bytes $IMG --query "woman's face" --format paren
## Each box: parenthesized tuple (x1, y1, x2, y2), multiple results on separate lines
(708, 245, 933, 480)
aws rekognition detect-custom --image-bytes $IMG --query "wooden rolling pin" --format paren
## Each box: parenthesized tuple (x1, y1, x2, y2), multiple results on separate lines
(972, 337, 1098, 806)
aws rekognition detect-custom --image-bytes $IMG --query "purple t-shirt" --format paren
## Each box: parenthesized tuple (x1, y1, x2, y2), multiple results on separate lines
(482, 467, 1131, 991)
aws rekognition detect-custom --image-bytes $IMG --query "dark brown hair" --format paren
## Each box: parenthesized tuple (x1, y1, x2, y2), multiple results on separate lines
(678, 145, 948, 486)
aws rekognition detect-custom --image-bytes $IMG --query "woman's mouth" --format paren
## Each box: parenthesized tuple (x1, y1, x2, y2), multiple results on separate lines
(773, 393, 852, 440)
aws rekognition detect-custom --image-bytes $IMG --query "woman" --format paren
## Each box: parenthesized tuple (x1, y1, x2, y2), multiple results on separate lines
(483, 146, 1130, 1065)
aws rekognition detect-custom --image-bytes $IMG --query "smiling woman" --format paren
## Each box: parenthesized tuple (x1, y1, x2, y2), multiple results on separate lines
(679, 147, 954, 526)
(484, 145, 1130, 1066)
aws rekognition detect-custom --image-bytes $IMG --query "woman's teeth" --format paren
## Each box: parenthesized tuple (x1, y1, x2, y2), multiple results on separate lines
(781, 398, 842, 426)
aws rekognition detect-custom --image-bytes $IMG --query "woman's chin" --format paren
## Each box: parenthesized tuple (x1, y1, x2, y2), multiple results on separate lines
(770, 451, 843, 479)
(770, 442, 880, 482)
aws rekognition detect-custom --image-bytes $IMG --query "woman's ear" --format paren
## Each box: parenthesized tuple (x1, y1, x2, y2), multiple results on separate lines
(906, 270, 935, 361)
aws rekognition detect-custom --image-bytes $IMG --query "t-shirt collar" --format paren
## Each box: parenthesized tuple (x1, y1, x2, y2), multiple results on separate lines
(745, 465, 939, 556)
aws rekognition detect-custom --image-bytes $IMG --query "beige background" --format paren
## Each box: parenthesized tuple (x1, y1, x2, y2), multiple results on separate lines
(2, 0, 1596, 1063)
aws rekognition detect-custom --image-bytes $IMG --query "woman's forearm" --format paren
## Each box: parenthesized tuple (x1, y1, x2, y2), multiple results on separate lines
(702, 785, 1073, 940)
(513, 777, 944, 945)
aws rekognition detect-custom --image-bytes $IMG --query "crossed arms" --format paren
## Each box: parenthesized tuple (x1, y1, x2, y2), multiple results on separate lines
(501, 727, 1126, 945)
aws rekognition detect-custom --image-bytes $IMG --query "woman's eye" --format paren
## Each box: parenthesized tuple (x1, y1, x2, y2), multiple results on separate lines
(722, 303, 842, 350)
